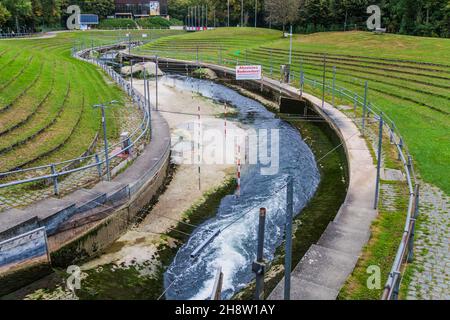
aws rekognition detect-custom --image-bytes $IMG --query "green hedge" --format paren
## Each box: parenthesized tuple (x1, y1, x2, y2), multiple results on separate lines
(136, 17, 182, 29)
(98, 19, 137, 30)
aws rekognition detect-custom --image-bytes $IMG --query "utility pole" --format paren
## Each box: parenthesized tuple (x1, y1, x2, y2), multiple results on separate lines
(228, 0, 230, 27)
(374, 113, 383, 209)
(332, 66, 336, 107)
(321, 54, 327, 108)
(155, 56, 159, 111)
(93, 101, 118, 181)
(284, 177, 294, 300)
(362, 81, 368, 134)
(252, 208, 267, 300)
(289, 25, 293, 69)
(241, 0, 244, 27)
(210, 267, 223, 300)
(255, 0, 258, 28)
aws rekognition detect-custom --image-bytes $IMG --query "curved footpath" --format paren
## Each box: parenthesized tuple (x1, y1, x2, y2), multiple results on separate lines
(125, 54, 377, 300)
(268, 82, 377, 300)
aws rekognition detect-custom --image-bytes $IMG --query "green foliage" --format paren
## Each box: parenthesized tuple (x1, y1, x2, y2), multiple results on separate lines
(98, 18, 137, 30)
(0, 3, 11, 27)
(135, 16, 172, 29)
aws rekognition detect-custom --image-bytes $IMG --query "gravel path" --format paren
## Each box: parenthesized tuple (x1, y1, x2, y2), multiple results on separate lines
(405, 183, 450, 300)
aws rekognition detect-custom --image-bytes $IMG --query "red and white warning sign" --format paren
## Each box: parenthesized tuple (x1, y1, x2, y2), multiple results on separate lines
(235, 65, 262, 80)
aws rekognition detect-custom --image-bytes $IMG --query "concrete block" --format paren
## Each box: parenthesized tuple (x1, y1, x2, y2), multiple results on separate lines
(318, 221, 370, 255)
(27, 198, 76, 235)
(290, 245, 358, 291)
(90, 181, 129, 205)
(0, 209, 38, 242)
(269, 277, 339, 300)
(68, 189, 107, 213)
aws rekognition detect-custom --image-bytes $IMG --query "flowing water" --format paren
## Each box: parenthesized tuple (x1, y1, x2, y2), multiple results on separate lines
(162, 75, 320, 300)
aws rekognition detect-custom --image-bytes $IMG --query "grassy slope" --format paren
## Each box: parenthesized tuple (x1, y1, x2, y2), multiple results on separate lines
(0, 30, 181, 172)
(136, 28, 450, 194)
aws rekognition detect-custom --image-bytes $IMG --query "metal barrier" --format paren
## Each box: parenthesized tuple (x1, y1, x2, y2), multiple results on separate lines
(0, 44, 151, 196)
(0, 33, 36, 39)
(134, 46, 419, 300)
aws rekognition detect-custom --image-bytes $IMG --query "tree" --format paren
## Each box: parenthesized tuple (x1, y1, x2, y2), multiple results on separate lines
(0, 4, 11, 28)
(264, 0, 300, 31)
(3, 0, 33, 32)
(81, 0, 115, 19)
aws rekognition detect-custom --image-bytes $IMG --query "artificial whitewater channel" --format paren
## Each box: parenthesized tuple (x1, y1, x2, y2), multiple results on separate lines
(161, 75, 320, 300)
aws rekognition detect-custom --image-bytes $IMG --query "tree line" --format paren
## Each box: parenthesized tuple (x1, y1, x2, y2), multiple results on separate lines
(170, 0, 450, 37)
(0, 0, 115, 33)
(0, 0, 448, 37)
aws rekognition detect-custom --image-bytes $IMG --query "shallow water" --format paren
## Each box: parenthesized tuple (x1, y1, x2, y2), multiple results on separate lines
(162, 75, 320, 300)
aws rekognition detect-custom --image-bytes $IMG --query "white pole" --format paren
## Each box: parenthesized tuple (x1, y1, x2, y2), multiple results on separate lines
(255, 0, 257, 28)
(228, 0, 230, 27)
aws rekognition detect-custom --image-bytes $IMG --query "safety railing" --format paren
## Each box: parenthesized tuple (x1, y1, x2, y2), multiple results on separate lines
(0, 44, 151, 196)
(0, 32, 37, 39)
(131, 46, 419, 300)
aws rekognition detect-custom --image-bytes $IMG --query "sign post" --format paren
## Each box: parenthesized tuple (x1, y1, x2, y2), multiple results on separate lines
(235, 65, 262, 81)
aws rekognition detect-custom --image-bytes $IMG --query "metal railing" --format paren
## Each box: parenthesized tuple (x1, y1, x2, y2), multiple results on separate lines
(0, 44, 151, 196)
(132, 46, 420, 300)
(0, 32, 37, 39)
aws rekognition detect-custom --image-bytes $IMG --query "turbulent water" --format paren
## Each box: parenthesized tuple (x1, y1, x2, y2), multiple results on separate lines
(162, 75, 320, 300)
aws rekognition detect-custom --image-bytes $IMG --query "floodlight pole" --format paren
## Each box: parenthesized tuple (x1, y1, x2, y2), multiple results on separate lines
(284, 176, 294, 300)
(255, 0, 258, 28)
(289, 25, 293, 65)
(321, 54, 327, 108)
(94, 102, 117, 181)
(374, 113, 383, 209)
(253, 207, 267, 300)
(227, 0, 230, 27)
(101, 106, 110, 181)
(241, 0, 244, 27)
(155, 56, 159, 111)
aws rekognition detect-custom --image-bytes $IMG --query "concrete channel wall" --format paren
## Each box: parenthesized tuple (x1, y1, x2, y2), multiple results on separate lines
(0, 52, 171, 296)
(124, 54, 376, 300)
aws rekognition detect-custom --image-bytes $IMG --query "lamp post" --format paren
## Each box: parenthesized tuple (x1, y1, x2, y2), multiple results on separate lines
(227, 0, 230, 27)
(93, 100, 119, 181)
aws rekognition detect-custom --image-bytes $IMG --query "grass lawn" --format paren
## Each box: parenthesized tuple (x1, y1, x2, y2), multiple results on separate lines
(0, 30, 182, 173)
(135, 28, 450, 194)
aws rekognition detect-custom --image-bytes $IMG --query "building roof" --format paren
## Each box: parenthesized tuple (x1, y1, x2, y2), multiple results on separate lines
(80, 14, 99, 25)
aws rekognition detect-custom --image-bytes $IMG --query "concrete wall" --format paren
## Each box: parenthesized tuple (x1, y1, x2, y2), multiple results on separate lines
(0, 228, 48, 271)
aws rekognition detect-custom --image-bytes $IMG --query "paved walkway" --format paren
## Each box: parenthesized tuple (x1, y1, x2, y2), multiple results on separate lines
(267, 83, 377, 300)
(124, 56, 379, 300)
(406, 183, 449, 300)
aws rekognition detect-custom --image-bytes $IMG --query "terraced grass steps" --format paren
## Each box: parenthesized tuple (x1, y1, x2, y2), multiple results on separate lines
(0, 64, 56, 136)
(0, 57, 43, 112)
(0, 29, 179, 178)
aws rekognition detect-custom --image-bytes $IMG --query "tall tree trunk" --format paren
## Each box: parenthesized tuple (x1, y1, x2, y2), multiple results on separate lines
(15, 16, 19, 33)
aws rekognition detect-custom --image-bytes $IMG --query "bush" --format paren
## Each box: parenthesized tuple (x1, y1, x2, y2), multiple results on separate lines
(98, 18, 137, 30)
(135, 16, 177, 29)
